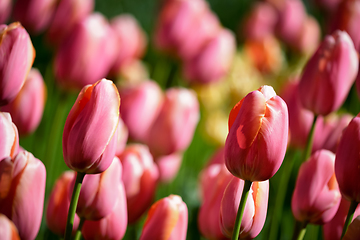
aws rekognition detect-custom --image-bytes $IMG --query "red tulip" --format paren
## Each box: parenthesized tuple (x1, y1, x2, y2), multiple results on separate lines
(63, 79, 120, 174)
(0, 214, 20, 240)
(0, 112, 19, 160)
(225, 85, 288, 181)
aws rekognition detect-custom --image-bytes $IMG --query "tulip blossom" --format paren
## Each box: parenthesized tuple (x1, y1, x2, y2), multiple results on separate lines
(224, 85, 288, 181)
(155, 152, 183, 183)
(292, 150, 341, 224)
(140, 195, 188, 240)
(298, 30, 359, 116)
(0, 214, 20, 240)
(2, 68, 46, 135)
(0, 151, 46, 240)
(115, 117, 128, 156)
(46, 171, 80, 236)
(119, 144, 159, 223)
(0, 112, 19, 161)
(294, 16, 320, 55)
(63, 79, 120, 174)
(220, 177, 269, 239)
(0, 0, 11, 24)
(0, 22, 35, 106)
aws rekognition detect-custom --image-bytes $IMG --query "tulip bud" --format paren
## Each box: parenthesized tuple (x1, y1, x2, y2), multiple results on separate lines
(119, 144, 159, 223)
(0, 151, 46, 240)
(225, 85, 288, 181)
(220, 177, 269, 239)
(118, 80, 163, 142)
(298, 30, 359, 116)
(140, 195, 188, 240)
(343, 215, 360, 240)
(0, 0, 11, 24)
(0, 112, 19, 160)
(54, 13, 117, 90)
(46, 171, 80, 236)
(335, 115, 360, 202)
(146, 87, 200, 157)
(0, 22, 35, 106)
(0, 214, 20, 240)
(63, 79, 120, 174)
(1, 68, 46, 135)
(183, 29, 236, 84)
(292, 150, 341, 224)
(155, 152, 183, 183)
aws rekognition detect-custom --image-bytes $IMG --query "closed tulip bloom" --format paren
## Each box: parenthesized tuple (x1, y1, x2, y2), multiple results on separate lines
(292, 150, 341, 224)
(155, 152, 183, 183)
(343, 215, 360, 240)
(0, 151, 46, 240)
(225, 85, 288, 181)
(335, 115, 360, 202)
(119, 80, 163, 142)
(0, 0, 11, 24)
(0, 22, 35, 106)
(46, 171, 80, 236)
(81, 184, 128, 240)
(140, 195, 188, 240)
(63, 79, 120, 174)
(298, 30, 359, 116)
(54, 13, 117, 90)
(2, 68, 46, 135)
(0, 214, 20, 240)
(0, 112, 19, 160)
(220, 178, 269, 239)
(146, 87, 200, 157)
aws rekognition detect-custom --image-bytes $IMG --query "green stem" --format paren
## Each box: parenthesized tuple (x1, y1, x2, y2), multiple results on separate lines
(292, 221, 307, 240)
(232, 180, 252, 240)
(64, 172, 86, 240)
(341, 200, 358, 239)
(303, 115, 318, 162)
(74, 217, 85, 240)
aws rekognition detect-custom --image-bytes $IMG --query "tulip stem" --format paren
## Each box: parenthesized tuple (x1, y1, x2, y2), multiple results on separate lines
(74, 217, 85, 240)
(292, 221, 307, 240)
(64, 172, 86, 240)
(303, 115, 318, 162)
(341, 200, 358, 239)
(232, 180, 252, 240)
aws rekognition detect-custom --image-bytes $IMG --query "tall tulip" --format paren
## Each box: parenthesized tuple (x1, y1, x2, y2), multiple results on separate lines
(0, 112, 19, 160)
(0, 151, 46, 240)
(0, 22, 35, 106)
(0, 214, 20, 240)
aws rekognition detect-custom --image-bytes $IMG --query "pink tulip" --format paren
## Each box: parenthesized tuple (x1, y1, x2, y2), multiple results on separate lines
(13, 0, 57, 34)
(63, 79, 120, 174)
(54, 13, 117, 90)
(46, 0, 94, 47)
(146, 87, 200, 157)
(292, 150, 341, 224)
(0, 112, 19, 160)
(82, 184, 128, 240)
(298, 30, 359, 116)
(225, 85, 288, 181)
(0, 214, 20, 240)
(46, 171, 80, 236)
(1, 68, 46, 135)
(205, 147, 225, 166)
(0, 22, 35, 106)
(118, 80, 163, 142)
(118, 144, 159, 223)
(343, 215, 360, 240)
(220, 178, 269, 239)
(0, 0, 11, 24)
(155, 152, 183, 183)
(183, 29, 236, 84)
(140, 195, 188, 240)
(0, 150, 46, 240)
(335, 115, 360, 202)
(293, 16, 320, 55)
(115, 117, 128, 156)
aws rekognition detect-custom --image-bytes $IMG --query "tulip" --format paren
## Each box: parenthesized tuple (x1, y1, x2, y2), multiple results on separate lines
(155, 152, 183, 183)
(225, 85, 288, 181)
(0, 22, 35, 106)
(0, 0, 11, 24)
(63, 79, 120, 174)
(1, 68, 46, 135)
(116, 59, 149, 84)
(118, 80, 163, 142)
(343, 215, 360, 240)
(183, 29, 236, 84)
(298, 30, 359, 116)
(0, 112, 19, 160)
(292, 150, 341, 224)
(146, 87, 200, 157)
(0, 151, 46, 240)
(54, 13, 117, 90)
(115, 117, 128, 156)
(293, 16, 320, 55)
(220, 177, 269, 239)
(13, 0, 57, 34)
(46, 171, 80, 236)
(0, 214, 20, 240)
(118, 144, 159, 223)
(140, 195, 188, 240)
(81, 184, 128, 240)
